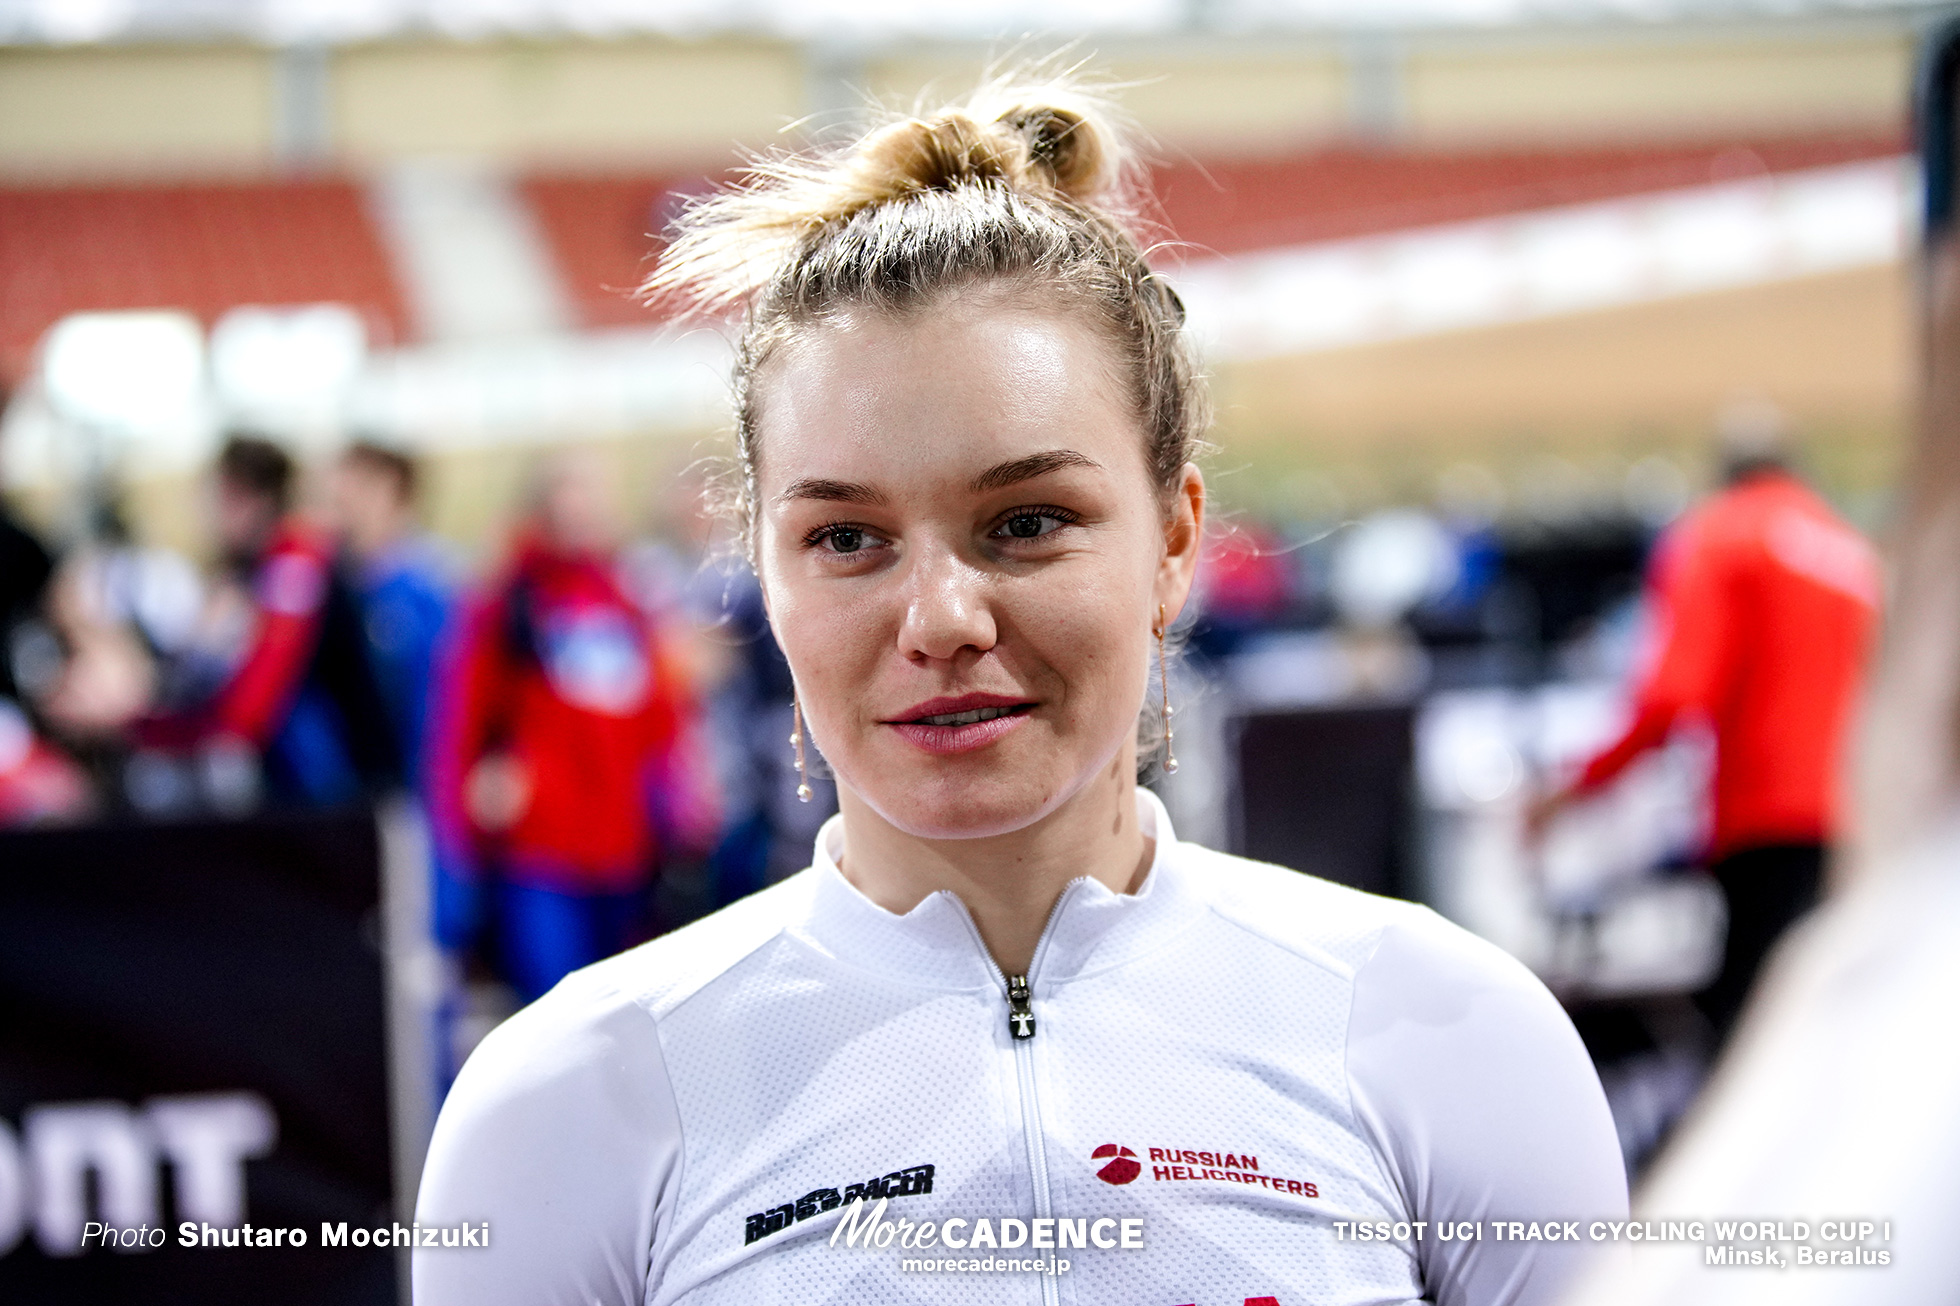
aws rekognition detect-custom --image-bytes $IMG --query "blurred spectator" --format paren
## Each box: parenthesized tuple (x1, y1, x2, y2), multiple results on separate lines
(0, 697, 91, 822)
(332, 440, 455, 777)
(427, 451, 714, 1003)
(1189, 522, 1293, 658)
(617, 465, 807, 917)
(0, 386, 89, 823)
(38, 541, 164, 744)
(0, 381, 54, 715)
(689, 552, 834, 901)
(1528, 415, 1879, 1048)
(125, 435, 398, 809)
(0, 474, 53, 711)
(37, 508, 206, 735)
(1563, 207, 1960, 1306)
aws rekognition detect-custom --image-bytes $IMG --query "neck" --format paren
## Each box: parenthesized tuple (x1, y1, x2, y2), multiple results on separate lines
(226, 516, 282, 570)
(351, 519, 411, 565)
(833, 750, 1152, 976)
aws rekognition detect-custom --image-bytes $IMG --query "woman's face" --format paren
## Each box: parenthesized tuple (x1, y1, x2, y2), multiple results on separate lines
(752, 290, 1203, 841)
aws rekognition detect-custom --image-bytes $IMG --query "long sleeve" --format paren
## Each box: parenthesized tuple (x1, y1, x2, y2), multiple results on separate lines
(1346, 908, 1629, 1306)
(1574, 519, 1733, 795)
(136, 541, 330, 749)
(413, 970, 682, 1306)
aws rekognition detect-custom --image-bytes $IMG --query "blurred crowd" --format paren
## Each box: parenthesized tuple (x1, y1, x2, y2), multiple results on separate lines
(0, 408, 840, 1049)
(0, 385, 1880, 1130)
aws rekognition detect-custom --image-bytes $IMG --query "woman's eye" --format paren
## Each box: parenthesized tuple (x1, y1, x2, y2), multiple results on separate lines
(998, 513, 1066, 540)
(807, 523, 885, 555)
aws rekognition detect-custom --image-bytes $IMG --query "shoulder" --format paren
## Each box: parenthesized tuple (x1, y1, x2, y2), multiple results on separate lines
(1180, 840, 1491, 984)
(369, 538, 458, 597)
(417, 890, 823, 1306)
(427, 873, 814, 1194)
(594, 870, 814, 1018)
(1198, 844, 1631, 1248)
(1180, 840, 1576, 1055)
(1712, 473, 1823, 546)
(255, 528, 332, 617)
(474, 871, 813, 1076)
(1646, 500, 1724, 581)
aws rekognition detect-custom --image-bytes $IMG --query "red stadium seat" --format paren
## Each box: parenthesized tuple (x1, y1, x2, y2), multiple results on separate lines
(516, 133, 1900, 330)
(0, 179, 410, 385)
(1149, 132, 1904, 256)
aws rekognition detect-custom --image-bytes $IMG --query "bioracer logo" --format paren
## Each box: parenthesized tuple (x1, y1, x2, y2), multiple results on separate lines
(744, 1164, 935, 1245)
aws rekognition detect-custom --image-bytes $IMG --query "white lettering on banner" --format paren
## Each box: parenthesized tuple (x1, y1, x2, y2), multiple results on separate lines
(146, 1094, 278, 1228)
(0, 1119, 25, 1257)
(1, 1093, 278, 1258)
(25, 1101, 156, 1257)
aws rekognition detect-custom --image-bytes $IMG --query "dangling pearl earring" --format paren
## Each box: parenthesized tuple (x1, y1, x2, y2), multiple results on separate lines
(1156, 603, 1178, 775)
(790, 697, 813, 803)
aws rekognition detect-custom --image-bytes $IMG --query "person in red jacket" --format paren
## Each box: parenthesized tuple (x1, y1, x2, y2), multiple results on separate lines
(428, 452, 709, 1001)
(131, 435, 396, 808)
(1529, 427, 1880, 1045)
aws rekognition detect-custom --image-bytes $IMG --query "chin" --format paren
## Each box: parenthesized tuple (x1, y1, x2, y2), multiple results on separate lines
(848, 757, 1077, 842)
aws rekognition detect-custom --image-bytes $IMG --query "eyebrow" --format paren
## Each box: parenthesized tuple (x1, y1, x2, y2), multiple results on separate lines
(775, 478, 890, 506)
(969, 449, 1101, 493)
(774, 450, 1101, 507)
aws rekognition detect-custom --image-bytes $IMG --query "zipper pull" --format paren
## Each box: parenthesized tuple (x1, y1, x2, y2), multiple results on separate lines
(1006, 974, 1036, 1041)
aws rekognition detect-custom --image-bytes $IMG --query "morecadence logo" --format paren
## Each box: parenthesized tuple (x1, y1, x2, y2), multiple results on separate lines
(827, 1195, 1142, 1274)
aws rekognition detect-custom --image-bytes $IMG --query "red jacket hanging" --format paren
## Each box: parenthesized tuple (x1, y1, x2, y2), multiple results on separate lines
(1572, 471, 1880, 858)
(429, 536, 692, 893)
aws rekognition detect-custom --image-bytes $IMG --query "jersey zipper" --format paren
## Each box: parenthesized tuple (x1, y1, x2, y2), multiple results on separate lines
(1011, 998, 1060, 1306)
(1006, 974, 1036, 1040)
(964, 885, 1078, 1306)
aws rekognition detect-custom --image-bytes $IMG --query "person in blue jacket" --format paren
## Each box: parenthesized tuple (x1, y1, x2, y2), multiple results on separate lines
(332, 439, 456, 778)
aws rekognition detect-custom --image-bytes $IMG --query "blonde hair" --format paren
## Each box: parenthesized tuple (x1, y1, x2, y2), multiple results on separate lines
(643, 75, 1210, 550)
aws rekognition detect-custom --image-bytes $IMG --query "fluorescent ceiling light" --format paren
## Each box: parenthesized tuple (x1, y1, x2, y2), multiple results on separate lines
(41, 310, 206, 438)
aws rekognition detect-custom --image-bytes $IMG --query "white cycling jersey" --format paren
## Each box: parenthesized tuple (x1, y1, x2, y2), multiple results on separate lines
(415, 789, 1625, 1306)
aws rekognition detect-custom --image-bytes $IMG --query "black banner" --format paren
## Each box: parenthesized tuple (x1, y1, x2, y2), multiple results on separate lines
(1232, 704, 1417, 900)
(0, 808, 398, 1304)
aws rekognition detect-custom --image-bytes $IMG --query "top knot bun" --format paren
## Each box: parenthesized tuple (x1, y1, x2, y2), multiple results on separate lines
(645, 75, 1142, 315)
(998, 103, 1108, 198)
(851, 100, 1109, 208)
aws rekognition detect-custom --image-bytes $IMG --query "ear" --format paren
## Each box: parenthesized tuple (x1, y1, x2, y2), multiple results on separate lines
(1154, 463, 1206, 624)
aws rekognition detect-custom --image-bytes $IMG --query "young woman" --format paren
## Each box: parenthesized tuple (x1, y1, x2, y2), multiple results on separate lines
(414, 81, 1626, 1306)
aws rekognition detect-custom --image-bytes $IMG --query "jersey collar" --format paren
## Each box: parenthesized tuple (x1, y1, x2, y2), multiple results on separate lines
(794, 787, 1205, 993)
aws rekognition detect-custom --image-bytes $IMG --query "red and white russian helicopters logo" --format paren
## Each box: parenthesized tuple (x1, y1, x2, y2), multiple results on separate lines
(1091, 1143, 1141, 1185)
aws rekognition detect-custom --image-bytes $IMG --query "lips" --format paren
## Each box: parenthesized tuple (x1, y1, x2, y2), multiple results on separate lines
(883, 693, 1036, 756)
(912, 703, 1021, 727)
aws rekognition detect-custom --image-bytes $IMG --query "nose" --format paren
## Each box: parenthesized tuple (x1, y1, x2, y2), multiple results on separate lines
(897, 543, 997, 663)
